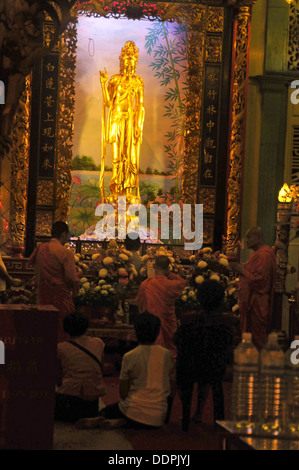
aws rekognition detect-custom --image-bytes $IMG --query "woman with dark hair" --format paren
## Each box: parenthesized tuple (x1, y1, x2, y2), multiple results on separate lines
(55, 312, 106, 423)
(175, 280, 233, 431)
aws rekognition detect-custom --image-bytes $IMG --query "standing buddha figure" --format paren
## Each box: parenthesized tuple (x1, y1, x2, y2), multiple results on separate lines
(99, 41, 145, 204)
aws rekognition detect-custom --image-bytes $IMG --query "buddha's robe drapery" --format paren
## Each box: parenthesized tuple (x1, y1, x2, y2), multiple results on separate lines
(136, 273, 186, 358)
(238, 245, 276, 350)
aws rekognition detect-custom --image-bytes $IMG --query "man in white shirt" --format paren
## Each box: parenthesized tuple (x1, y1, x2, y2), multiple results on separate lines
(77, 313, 176, 429)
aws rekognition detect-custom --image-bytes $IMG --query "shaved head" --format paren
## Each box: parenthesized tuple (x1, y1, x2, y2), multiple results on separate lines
(246, 227, 263, 240)
(245, 227, 264, 250)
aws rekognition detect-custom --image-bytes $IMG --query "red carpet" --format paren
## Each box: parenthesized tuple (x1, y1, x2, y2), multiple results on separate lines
(101, 376, 232, 450)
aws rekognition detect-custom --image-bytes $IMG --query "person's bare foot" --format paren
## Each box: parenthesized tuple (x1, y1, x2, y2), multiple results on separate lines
(75, 416, 105, 429)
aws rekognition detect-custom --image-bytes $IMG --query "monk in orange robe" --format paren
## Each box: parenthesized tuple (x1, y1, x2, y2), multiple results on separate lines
(29, 221, 80, 343)
(230, 227, 276, 351)
(136, 255, 186, 358)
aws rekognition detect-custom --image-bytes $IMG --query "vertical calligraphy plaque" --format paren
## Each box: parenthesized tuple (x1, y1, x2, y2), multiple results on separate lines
(25, 21, 60, 255)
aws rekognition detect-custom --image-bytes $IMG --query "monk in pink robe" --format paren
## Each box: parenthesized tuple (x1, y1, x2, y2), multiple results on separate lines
(136, 255, 186, 358)
(29, 221, 80, 343)
(231, 227, 276, 351)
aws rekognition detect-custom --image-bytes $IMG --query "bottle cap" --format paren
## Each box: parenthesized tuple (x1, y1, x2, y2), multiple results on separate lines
(242, 332, 252, 341)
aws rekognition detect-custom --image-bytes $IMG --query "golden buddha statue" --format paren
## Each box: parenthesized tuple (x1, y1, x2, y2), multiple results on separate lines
(99, 41, 145, 204)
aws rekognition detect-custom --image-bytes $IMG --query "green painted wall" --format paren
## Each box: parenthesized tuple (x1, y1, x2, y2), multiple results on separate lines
(242, 0, 290, 260)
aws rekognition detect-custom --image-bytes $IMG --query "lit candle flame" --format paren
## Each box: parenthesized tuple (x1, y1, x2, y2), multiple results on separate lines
(278, 183, 292, 203)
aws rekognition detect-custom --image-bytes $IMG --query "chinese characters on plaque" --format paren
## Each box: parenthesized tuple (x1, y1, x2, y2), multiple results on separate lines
(39, 55, 59, 178)
(200, 65, 221, 187)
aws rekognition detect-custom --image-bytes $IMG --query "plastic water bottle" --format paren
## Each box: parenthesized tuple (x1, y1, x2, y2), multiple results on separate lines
(259, 332, 286, 435)
(285, 335, 299, 436)
(231, 332, 259, 430)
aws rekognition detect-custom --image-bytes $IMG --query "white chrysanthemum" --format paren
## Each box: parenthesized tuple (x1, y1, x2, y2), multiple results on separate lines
(74, 254, 80, 263)
(82, 282, 90, 290)
(119, 253, 129, 261)
(197, 261, 208, 269)
(101, 290, 108, 296)
(181, 295, 187, 302)
(78, 288, 85, 295)
(101, 284, 110, 290)
(103, 257, 113, 265)
(94, 286, 101, 292)
(98, 279, 106, 285)
(80, 277, 88, 284)
(188, 290, 196, 297)
(202, 247, 212, 253)
(210, 273, 220, 282)
(195, 275, 205, 284)
(98, 268, 108, 278)
(219, 258, 229, 266)
(142, 255, 149, 262)
(189, 255, 195, 262)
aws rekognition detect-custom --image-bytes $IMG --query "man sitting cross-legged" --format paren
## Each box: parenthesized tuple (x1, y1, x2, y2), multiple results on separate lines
(76, 312, 176, 430)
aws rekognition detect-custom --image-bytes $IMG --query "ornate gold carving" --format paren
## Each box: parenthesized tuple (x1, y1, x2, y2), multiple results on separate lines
(54, 14, 78, 222)
(207, 6, 224, 32)
(0, 1, 78, 154)
(37, 180, 54, 206)
(9, 74, 31, 247)
(288, 1, 299, 71)
(199, 188, 216, 214)
(205, 36, 222, 63)
(182, 6, 207, 206)
(78, 0, 201, 23)
(203, 218, 214, 244)
(35, 211, 53, 236)
(226, 6, 251, 257)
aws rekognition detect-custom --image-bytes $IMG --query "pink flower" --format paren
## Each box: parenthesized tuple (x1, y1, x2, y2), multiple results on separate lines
(72, 176, 81, 185)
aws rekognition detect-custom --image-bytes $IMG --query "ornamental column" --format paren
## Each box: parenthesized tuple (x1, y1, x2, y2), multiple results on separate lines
(225, 1, 256, 258)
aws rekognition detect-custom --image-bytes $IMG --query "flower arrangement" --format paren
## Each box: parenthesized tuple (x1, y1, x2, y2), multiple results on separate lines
(75, 277, 117, 307)
(176, 285, 199, 311)
(188, 248, 239, 313)
(95, 241, 139, 290)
